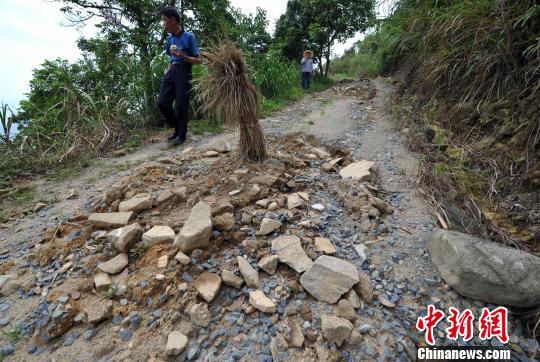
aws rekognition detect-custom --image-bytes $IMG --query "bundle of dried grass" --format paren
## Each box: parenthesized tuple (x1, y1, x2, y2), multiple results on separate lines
(195, 41, 267, 163)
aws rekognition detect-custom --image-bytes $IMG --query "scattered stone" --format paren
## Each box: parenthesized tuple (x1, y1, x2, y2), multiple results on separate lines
(44, 310, 73, 340)
(98, 253, 129, 275)
(157, 255, 168, 269)
(353, 244, 367, 264)
(311, 203, 325, 212)
(156, 190, 174, 205)
(174, 201, 213, 253)
(205, 150, 219, 157)
(287, 193, 303, 209)
(300, 255, 359, 304)
(213, 213, 235, 231)
(84, 329, 97, 340)
(337, 299, 357, 321)
(94, 272, 112, 292)
(142, 225, 175, 245)
(221, 269, 244, 289)
(193, 272, 221, 303)
(314, 237, 336, 255)
(255, 199, 270, 208)
(258, 255, 279, 275)
(297, 192, 310, 201)
(312, 147, 330, 159)
(108, 223, 143, 253)
(212, 199, 234, 216)
(82, 297, 113, 325)
(321, 315, 353, 347)
(271, 235, 313, 273)
(429, 229, 540, 308)
(174, 251, 191, 265)
(249, 290, 276, 314)
(63, 332, 80, 347)
(58, 261, 73, 274)
(377, 294, 395, 308)
(288, 318, 304, 347)
(355, 271, 373, 303)
(172, 186, 188, 200)
(88, 212, 134, 228)
(256, 218, 282, 236)
(268, 202, 278, 211)
(237, 256, 260, 289)
(205, 139, 232, 153)
(189, 303, 211, 327)
(166, 331, 188, 356)
(339, 160, 375, 181)
(118, 193, 153, 212)
(346, 289, 361, 309)
(33, 202, 47, 212)
(349, 330, 362, 347)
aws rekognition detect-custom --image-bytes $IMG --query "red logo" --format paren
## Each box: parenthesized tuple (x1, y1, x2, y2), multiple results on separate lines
(479, 307, 509, 344)
(446, 307, 474, 341)
(416, 305, 508, 345)
(416, 305, 445, 346)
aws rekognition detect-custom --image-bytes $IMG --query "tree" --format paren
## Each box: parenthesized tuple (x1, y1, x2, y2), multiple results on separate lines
(275, 0, 376, 75)
(228, 7, 272, 54)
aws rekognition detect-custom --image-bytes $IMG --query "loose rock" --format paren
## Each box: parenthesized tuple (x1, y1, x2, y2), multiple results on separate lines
(88, 212, 134, 228)
(237, 256, 260, 289)
(258, 255, 279, 275)
(166, 330, 188, 356)
(98, 253, 129, 275)
(221, 269, 244, 289)
(256, 218, 282, 236)
(271, 235, 313, 273)
(321, 315, 353, 347)
(193, 272, 221, 303)
(174, 201, 213, 253)
(142, 225, 175, 245)
(249, 290, 276, 314)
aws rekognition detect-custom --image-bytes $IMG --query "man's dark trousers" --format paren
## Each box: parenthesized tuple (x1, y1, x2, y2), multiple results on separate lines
(158, 63, 192, 141)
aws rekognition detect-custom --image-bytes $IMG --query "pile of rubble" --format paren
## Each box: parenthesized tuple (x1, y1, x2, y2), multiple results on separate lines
(0, 134, 397, 360)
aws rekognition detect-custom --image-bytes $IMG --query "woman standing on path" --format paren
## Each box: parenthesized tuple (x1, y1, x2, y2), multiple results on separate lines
(301, 50, 313, 90)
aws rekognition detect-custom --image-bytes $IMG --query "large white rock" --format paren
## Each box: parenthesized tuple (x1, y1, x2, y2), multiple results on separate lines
(173, 201, 213, 253)
(98, 254, 129, 275)
(271, 236, 313, 273)
(339, 160, 375, 181)
(300, 255, 359, 304)
(118, 193, 154, 212)
(142, 225, 175, 245)
(107, 223, 142, 253)
(249, 290, 276, 313)
(166, 331, 188, 356)
(237, 256, 260, 288)
(429, 228, 540, 308)
(88, 212, 134, 228)
(193, 272, 221, 303)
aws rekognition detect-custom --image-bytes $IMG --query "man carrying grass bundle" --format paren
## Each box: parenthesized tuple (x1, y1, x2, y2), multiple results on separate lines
(158, 6, 201, 146)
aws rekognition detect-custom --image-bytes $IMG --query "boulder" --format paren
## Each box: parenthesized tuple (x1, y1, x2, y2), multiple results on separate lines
(142, 225, 175, 245)
(314, 237, 336, 255)
(300, 255, 359, 304)
(429, 228, 540, 307)
(321, 315, 353, 347)
(107, 223, 142, 253)
(287, 193, 303, 209)
(88, 212, 134, 228)
(258, 255, 279, 275)
(166, 331, 188, 356)
(249, 290, 276, 313)
(339, 160, 374, 181)
(174, 201, 213, 253)
(98, 253, 129, 275)
(271, 236, 313, 273)
(237, 256, 259, 289)
(256, 218, 282, 236)
(118, 193, 153, 212)
(221, 269, 244, 289)
(213, 213, 235, 231)
(193, 272, 221, 303)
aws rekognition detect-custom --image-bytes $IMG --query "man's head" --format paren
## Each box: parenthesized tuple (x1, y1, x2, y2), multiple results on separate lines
(160, 6, 182, 33)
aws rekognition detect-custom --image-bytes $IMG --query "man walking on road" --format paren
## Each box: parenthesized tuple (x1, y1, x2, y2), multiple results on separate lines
(158, 6, 201, 146)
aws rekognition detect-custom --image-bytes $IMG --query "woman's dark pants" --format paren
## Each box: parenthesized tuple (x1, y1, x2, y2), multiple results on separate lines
(301, 71, 312, 90)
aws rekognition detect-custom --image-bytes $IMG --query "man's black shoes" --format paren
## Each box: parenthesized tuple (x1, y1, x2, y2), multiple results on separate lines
(167, 132, 178, 141)
(172, 137, 185, 146)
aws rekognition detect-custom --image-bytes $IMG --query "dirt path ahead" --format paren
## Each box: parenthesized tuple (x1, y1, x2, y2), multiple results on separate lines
(0, 79, 536, 361)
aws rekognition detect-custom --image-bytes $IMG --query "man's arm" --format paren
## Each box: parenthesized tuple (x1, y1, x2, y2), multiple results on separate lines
(170, 49, 201, 65)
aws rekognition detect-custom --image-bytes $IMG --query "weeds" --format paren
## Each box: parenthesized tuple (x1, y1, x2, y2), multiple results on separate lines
(2, 323, 23, 342)
(104, 285, 117, 300)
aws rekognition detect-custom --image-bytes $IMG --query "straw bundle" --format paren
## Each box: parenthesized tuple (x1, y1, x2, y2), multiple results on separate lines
(195, 41, 267, 162)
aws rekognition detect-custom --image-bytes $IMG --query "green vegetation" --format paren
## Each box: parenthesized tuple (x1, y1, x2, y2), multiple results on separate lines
(0, 1, 357, 185)
(2, 322, 23, 342)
